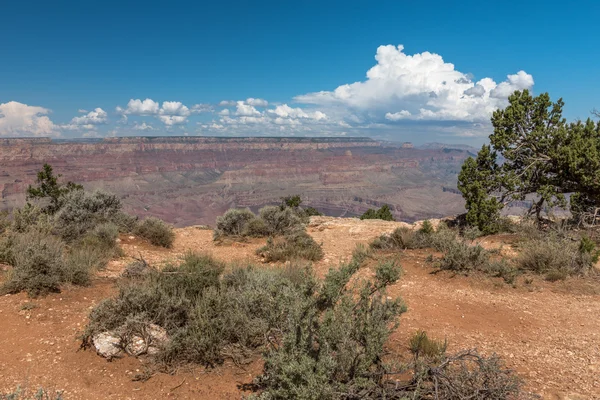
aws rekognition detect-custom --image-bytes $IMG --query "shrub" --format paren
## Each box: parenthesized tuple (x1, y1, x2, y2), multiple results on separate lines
(517, 234, 596, 279)
(360, 204, 395, 221)
(370, 226, 432, 250)
(409, 330, 447, 360)
(65, 223, 120, 275)
(111, 211, 138, 233)
(0, 210, 10, 234)
(258, 206, 304, 236)
(419, 219, 434, 235)
(134, 217, 175, 248)
(243, 217, 270, 237)
(53, 189, 123, 242)
(12, 205, 47, 233)
(437, 238, 490, 273)
(463, 225, 483, 240)
(303, 207, 322, 217)
(280, 195, 302, 209)
(408, 349, 522, 400)
(213, 208, 256, 239)
(257, 230, 323, 262)
(1, 231, 67, 297)
(84, 254, 313, 367)
(89, 222, 119, 250)
(252, 260, 405, 399)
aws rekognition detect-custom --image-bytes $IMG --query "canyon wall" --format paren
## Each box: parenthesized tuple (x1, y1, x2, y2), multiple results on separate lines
(0, 137, 469, 226)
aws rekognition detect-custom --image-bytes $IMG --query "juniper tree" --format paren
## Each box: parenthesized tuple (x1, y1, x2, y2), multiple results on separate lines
(458, 90, 600, 231)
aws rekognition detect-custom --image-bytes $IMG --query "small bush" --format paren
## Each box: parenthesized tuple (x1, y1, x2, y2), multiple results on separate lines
(408, 349, 522, 400)
(258, 206, 304, 236)
(303, 206, 322, 217)
(409, 330, 447, 360)
(360, 204, 395, 221)
(134, 217, 175, 248)
(111, 211, 138, 233)
(12, 205, 48, 233)
(1, 231, 67, 297)
(89, 222, 119, 250)
(214, 208, 256, 239)
(53, 189, 123, 242)
(517, 234, 595, 278)
(419, 219, 434, 235)
(243, 217, 270, 237)
(437, 238, 490, 273)
(252, 260, 405, 399)
(463, 225, 483, 240)
(370, 226, 431, 250)
(0, 210, 10, 234)
(257, 230, 323, 262)
(84, 254, 313, 367)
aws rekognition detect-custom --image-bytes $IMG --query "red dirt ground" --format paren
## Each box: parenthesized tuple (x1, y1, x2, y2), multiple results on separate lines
(1, 217, 599, 399)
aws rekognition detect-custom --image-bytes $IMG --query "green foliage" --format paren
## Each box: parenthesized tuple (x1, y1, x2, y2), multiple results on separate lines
(370, 226, 433, 250)
(12, 205, 48, 233)
(65, 222, 121, 275)
(360, 204, 395, 221)
(258, 206, 304, 236)
(579, 236, 600, 264)
(26, 164, 83, 214)
(213, 204, 309, 240)
(0, 210, 10, 234)
(409, 330, 447, 361)
(134, 217, 175, 248)
(457, 145, 503, 234)
(458, 90, 600, 232)
(418, 219, 434, 235)
(53, 189, 123, 242)
(437, 240, 490, 273)
(253, 260, 405, 399)
(1, 230, 68, 297)
(280, 195, 302, 209)
(303, 207, 322, 217)
(517, 234, 597, 279)
(214, 208, 256, 239)
(84, 255, 313, 367)
(257, 230, 324, 262)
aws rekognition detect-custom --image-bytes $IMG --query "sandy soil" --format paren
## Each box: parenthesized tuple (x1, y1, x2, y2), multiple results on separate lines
(1, 217, 599, 399)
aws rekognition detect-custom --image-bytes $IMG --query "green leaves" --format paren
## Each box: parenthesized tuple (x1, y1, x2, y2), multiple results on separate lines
(26, 164, 83, 214)
(459, 89, 600, 230)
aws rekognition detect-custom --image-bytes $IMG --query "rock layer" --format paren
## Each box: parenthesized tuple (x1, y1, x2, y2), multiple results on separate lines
(0, 137, 470, 226)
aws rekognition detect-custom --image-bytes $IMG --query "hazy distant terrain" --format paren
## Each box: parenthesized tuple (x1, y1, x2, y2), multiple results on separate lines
(0, 137, 471, 226)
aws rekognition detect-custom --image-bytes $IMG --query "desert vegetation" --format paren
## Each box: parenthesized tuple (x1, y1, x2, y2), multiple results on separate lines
(360, 204, 395, 221)
(0, 387, 63, 400)
(213, 197, 324, 262)
(0, 164, 174, 297)
(82, 245, 522, 399)
(458, 90, 600, 233)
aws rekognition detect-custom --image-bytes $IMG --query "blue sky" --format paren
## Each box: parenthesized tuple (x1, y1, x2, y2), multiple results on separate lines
(1, 0, 599, 144)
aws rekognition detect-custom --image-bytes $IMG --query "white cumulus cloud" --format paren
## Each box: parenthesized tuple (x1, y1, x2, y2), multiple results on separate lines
(235, 101, 261, 116)
(70, 108, 108, 126)
(117, 98, 160, 116)
(133, 122, 154, 131)
(0, 101, 59, 137)
(295, 44, 534, 124)
(245, 98, 268, 107)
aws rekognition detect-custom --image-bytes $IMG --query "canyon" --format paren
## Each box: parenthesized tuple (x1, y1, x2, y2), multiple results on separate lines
(0, 136, 472, 227)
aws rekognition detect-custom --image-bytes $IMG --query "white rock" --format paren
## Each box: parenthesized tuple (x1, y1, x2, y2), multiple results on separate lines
(125, 324, 168, 356)
(92, 332, 123, 359)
